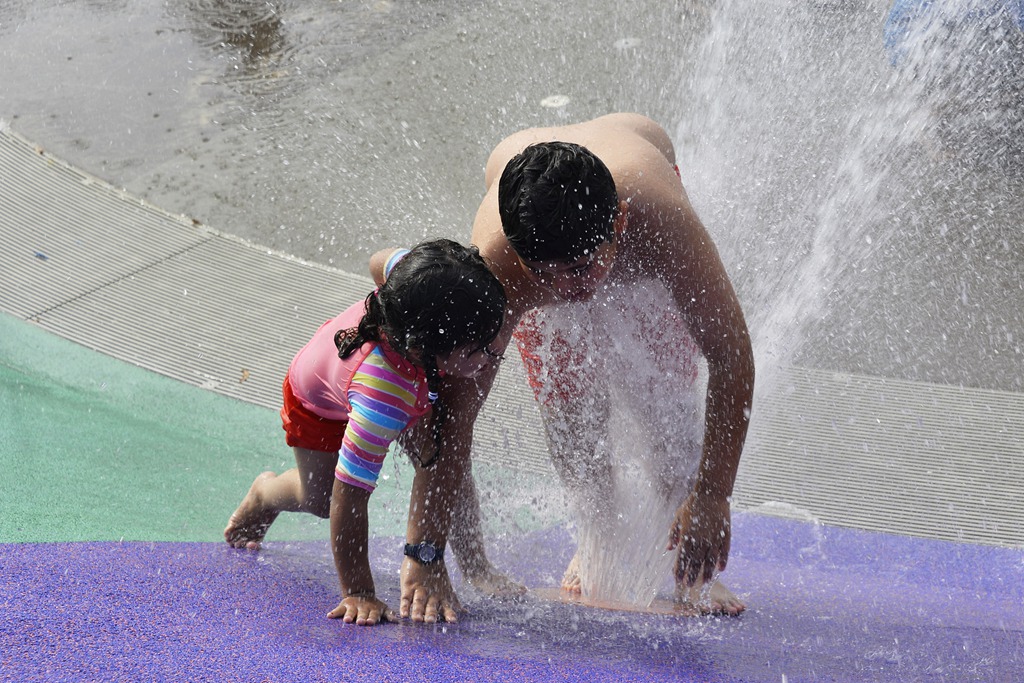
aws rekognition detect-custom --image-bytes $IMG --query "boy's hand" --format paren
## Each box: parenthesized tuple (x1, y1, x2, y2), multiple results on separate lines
(327, 594, 395, 626)
(399, 557, 462, 623)
(667, 492, 732, 586)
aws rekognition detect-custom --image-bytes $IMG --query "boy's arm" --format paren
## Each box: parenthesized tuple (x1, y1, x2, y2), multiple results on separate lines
(327, 479, 394, 625)
(644, 172, 755, 585)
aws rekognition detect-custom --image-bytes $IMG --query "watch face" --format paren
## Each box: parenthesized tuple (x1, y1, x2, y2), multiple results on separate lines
(405, 541, 442, 564)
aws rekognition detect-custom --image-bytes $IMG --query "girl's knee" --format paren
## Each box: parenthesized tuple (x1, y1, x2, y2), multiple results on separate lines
(307, 497, 332, 519)
(299, 484, 333, 518)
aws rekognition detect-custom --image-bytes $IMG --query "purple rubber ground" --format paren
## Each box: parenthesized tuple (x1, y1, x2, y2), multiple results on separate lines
(2, 513, 1021, 682)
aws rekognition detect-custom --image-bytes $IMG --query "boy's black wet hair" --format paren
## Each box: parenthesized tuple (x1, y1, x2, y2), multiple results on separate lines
(498, 141, 619, 263)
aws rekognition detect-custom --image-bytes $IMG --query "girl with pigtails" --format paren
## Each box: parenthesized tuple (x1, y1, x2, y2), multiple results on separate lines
(225, 238, 506, 625)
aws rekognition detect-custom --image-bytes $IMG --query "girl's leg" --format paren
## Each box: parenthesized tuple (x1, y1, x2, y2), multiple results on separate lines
(290, 447, 342, 518)
(224, 447, 339, 549)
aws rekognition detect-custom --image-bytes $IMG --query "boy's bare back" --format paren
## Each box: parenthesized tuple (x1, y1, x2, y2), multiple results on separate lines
(473, 113, 732, 352)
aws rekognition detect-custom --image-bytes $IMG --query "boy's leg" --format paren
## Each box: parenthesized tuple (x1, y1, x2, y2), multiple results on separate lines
(516, 309, 613, 500)
(540, 390, 614, 594)
(540, 391, 614, 519)
(224, 447, 339, 549)
(515, 308, 614, 591)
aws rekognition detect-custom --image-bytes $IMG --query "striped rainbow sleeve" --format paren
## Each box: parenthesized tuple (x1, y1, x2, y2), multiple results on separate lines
(384, 248, 410, 280)
(335, 347, 423, 492)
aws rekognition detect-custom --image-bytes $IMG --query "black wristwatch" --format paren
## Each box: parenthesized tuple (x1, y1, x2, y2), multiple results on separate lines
(403, 541, 444, 564)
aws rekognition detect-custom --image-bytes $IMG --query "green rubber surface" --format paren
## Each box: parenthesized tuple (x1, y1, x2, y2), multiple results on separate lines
(0, 311, 416, 544)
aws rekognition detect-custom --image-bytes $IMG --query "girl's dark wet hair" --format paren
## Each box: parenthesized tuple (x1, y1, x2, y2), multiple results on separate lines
(335, 238, 506, 467)
(498, 141, 619, 263)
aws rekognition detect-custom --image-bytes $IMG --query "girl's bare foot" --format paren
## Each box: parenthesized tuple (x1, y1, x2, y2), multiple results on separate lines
(224, 472, 280, 550)
(674, 579, 746, 616)
(560, 552, 581, 594)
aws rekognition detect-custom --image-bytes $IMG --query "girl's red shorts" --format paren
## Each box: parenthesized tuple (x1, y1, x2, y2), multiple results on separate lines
(280, 375, 348, 453)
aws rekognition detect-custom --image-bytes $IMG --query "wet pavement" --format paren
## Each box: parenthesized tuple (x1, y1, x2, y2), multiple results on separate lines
(4, 1, 1022, 395)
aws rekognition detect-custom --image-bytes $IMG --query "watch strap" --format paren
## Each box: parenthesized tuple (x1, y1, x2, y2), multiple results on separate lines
(403, 541, 444, 564)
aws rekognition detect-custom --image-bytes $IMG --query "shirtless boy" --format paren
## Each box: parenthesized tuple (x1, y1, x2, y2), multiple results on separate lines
(391, 113, 754, 623)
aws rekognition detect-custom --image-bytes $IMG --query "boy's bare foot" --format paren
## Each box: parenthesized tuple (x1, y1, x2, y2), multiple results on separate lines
(224, 472, 280, 549)
(553, 555, 743, 618)
(560, 552, 581, 594)
(674, 579, 746, 616)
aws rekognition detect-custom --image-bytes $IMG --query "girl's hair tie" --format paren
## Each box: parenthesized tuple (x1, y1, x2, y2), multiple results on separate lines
(428, 391, 439, 403)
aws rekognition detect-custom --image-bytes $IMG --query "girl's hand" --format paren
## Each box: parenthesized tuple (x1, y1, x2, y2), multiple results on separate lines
(326, 594, 395, 626)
